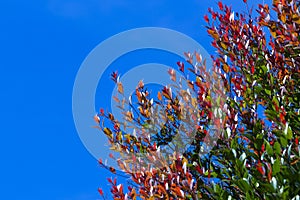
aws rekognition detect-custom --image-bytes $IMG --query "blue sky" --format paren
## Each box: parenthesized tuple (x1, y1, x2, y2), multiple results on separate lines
(0, 0, 268, 199)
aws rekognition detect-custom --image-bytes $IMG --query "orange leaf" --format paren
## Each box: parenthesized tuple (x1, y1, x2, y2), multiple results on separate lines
(117, 82, 124, 94)
(157, 91, 162, 101)
(113, 96, 120, 103)
(138, 80, 144, 89)
(280, 13, 286, 23)
(207, 29, 219, 40)
(109, 113, 114, 121)
(109, 166, 116, 174)
(94, 115, 100, 123)
(195, 52, 202, 63)
(168, 68, 176, 81)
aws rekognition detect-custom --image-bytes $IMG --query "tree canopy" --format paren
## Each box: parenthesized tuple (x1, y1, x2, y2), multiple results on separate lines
(95, 0, 300, 199)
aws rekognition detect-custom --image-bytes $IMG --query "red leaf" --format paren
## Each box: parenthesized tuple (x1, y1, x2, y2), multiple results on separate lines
(111, 71, 118, 82)
(113, 124, 119, 131)
(107, 177, 113, 184)
(280, 113, 285, 123)
(99, 108, 104, 115)
(98, 188, 104, 196)
(257, 166, 264, 175)
(238, 42, 243, 50)
(177, 61, 185, 72)
(162, 86, 172, 99)
(196, 165, 202, 174)
(204, 15, 209, 23)
(261, 144, 265, 152)
(251, 66, 255, 74)
(267, 163, 272, 181)
(218, 1, 223, 11)
(256, 162, 265, 175)
(212, 12, 217, 20)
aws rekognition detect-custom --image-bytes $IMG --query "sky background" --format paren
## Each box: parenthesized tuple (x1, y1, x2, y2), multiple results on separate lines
(0, 0, 269, 199)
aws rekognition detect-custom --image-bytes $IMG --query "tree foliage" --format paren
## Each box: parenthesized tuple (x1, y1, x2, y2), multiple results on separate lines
(95, 0, 300, 199)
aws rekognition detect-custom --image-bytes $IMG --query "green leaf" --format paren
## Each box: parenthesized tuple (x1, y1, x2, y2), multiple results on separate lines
(280, 136, 288, 147)
(287, 126, 293, 140)
(265, 140, 273, 155)
(261, 65, 267, 74)
(245, 192, 253, 200)
(270, 74, 274, 85)
(272, 158, 280, 175)
(236, 179, 250, 192)
(265, 89, 271, 96)
(274, 142, 281, 155)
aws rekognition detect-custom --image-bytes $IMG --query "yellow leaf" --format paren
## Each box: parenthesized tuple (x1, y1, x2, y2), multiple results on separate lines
(196, 76, 201, 85)
(191, 97, 197, 108)
(294, 17, 300, 24)
(220, 42, 227, 50)
(124, 134, 131, 141)
(223, 63, 230, 73)
(270, 30, 276, 38)
(280, 13, 286, 23)
(103, 128, 113, 139)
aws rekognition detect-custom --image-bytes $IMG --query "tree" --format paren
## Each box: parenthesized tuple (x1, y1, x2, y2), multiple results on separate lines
(95, 0, 300, 199)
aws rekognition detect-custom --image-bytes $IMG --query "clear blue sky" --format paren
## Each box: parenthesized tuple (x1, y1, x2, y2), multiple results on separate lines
(0, 0, 268, 199)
